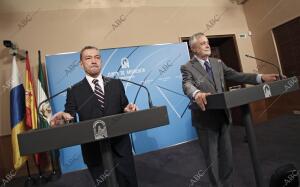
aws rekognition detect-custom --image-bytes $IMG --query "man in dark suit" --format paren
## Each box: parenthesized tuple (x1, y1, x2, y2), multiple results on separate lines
(50, 46, 138, 187)
(181, 32, 278, 187)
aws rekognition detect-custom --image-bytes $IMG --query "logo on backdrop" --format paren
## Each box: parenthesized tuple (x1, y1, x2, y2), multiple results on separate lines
(121, 57, 130, 69)
(263, 84, 272, 98)
(93, 120, 108, 140)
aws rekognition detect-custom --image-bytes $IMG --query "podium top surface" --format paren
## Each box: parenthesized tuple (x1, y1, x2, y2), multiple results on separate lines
(18, 106, 169, 155)
(206, 76, 299, 109)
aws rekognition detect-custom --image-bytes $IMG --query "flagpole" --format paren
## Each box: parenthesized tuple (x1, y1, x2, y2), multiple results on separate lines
(34, 155, 47, 185)
(48, 150, 61, 181)
(24, 160, 36, 187)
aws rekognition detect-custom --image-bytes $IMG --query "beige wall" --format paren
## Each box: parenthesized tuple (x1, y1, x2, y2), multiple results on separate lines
(0, 0, 256, 136)
(243, 0, 300, 117)
(243, 0, 300, 74)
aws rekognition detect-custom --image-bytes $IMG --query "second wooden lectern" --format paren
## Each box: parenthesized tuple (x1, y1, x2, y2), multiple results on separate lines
(206, 76, 299, 187)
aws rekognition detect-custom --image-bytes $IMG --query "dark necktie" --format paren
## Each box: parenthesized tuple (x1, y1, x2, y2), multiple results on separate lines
(92, 79, 105, 111)
(204, 61, 214, 82)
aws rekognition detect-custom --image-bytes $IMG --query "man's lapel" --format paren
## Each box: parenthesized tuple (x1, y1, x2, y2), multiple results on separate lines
(80, 77, 100, 112)
(210, 58, 223, 92)
(82, 77, 94, 95)
(190, 57, 215, 86)
(103, 76, 111, 112)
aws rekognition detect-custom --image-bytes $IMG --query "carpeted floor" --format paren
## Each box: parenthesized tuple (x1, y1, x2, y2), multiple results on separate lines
(5, 114, 300, 187)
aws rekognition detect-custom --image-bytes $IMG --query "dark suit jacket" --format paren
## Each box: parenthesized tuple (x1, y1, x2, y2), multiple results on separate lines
(64, 76, 132, 166)
(181, 57, 259, 129)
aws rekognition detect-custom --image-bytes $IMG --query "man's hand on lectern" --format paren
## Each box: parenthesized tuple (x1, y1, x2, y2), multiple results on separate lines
(194, 92, 211, 111)
(124, 103, 138, 112)
(50, 112, 74, 126)
(261, 74, 286, 82)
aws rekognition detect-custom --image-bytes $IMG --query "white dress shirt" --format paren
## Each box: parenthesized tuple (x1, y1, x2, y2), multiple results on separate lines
(85, 74, 105, 93)
(194, 56, 210, 69)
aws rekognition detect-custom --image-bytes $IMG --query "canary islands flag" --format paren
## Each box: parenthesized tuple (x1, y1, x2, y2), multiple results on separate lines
(10, 55, 28, 170)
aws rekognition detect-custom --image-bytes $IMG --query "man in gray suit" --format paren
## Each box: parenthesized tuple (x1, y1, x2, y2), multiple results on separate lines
(181, 32, 278, 187)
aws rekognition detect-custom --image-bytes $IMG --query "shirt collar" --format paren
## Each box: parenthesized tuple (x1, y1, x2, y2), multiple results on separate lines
(86, 73, 103, 86)
(194, 55, 210, 67)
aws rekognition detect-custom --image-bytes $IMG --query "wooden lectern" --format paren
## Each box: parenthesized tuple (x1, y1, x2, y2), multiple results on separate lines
(206, 76, 299, 187)
(18, 106, 169, 187)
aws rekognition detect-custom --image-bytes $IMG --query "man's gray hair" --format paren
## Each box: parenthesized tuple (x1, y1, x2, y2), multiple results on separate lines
(189, 32, 205, 48)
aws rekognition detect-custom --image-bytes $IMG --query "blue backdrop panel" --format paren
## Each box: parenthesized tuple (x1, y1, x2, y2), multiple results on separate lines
(45, 43, 197, 174)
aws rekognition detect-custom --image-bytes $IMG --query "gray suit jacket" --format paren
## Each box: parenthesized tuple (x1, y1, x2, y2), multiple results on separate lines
(181, 57, 259, 129)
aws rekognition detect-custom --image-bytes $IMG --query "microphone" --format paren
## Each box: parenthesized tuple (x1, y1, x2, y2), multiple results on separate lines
(38, 86, 73, 125)
(119, 79, 154, 108)
(245, 54, 283, 80)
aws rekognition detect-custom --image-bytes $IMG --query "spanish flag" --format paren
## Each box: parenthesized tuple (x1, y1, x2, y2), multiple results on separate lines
(10, 55, 28, 170)
(25, 52, 38, 130)
(24, 51, 39, 164)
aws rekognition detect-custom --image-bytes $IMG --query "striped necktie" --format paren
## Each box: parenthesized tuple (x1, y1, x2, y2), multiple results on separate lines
(92, 79, 105, 111)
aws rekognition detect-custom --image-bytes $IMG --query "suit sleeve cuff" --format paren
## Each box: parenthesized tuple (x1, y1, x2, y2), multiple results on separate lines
(192, 90, 201, 100)
(256, 74, 263, 83)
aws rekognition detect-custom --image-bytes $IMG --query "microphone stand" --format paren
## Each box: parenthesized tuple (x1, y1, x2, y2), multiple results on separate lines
(119, 79, 154, 108)
(119, 79, 154, 155)
(245, 54, 283, 80)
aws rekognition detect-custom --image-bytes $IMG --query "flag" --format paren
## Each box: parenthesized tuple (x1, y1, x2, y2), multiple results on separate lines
(25, 52, 38, 130)
(36, 51, 51, 169)
(10, 55, 28, 170)
(24, 51, 39, 164)
(37, 50, 52, 128)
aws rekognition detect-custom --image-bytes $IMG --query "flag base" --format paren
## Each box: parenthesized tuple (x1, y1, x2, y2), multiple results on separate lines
(24, 176, 36, 187)
(35, 175, 48, 186)
(47, 170, 61, 181)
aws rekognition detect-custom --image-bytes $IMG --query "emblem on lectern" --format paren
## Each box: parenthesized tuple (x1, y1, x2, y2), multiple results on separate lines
(263, 84, 272, 98)
(93, 120, 108, 140)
